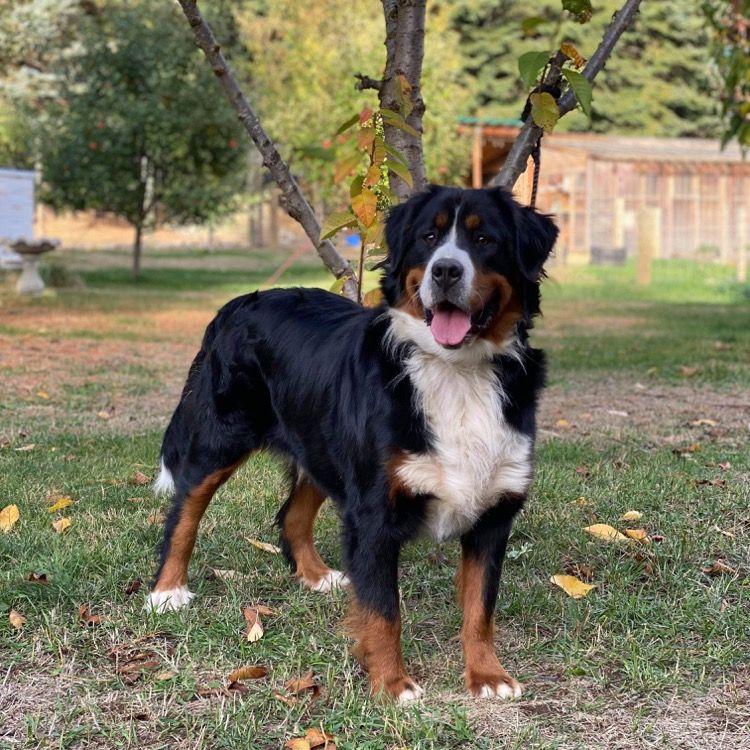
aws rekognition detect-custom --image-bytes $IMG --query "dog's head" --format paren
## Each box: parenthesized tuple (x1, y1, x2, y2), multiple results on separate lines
(381, 185, 557, 351)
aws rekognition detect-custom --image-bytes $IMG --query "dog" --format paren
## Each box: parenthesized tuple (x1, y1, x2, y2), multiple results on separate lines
(147, 185, 557, 704)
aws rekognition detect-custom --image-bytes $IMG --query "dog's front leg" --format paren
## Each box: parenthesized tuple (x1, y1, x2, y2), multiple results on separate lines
(344, 523, 422, 704)
(458, 499, 524, 699)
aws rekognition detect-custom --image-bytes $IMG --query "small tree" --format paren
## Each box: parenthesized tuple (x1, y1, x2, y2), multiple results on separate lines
(39, 1, 247, 278)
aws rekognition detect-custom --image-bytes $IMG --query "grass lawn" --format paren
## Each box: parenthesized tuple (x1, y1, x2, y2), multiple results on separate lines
(1, 247, 749, 749)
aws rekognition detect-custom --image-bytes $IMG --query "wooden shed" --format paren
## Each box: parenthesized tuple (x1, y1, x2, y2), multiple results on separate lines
(463, 119, 750, 267)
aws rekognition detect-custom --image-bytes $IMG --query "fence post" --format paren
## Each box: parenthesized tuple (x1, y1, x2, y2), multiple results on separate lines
(613, 197, 626, 249)
(636, 207, 660, 286)
(738, 206, 747, 284)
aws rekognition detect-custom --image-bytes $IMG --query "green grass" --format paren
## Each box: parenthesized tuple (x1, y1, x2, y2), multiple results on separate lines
(1, 250, 749, 749)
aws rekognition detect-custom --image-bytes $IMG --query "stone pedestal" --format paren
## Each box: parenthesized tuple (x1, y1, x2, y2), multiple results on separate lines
(10, 239, 59, 296)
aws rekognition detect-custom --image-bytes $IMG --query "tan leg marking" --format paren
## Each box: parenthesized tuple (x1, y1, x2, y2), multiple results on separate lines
(347, 603, 423, 704)
(457, 553, 522, 699)
(153, 463, 240, 593)
(283, 479, 348, 592)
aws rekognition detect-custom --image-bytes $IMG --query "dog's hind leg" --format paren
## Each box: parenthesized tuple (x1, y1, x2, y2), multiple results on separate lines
(276, 472, 349, 593)
(147, 457, 246, 612)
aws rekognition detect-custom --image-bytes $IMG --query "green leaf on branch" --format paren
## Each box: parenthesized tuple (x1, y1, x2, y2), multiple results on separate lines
(380, 109, 419, 138)
(320, 210, 357, 240)
(381, 142, 409, 167)
(351, 188, 378, 228)
(562, 68, 593, 118)
(562, 0, 593, 23)
(334, 113, 359, 136)
(396, 74, 413, 118)
(330, 275, 348, 294)
(363, 164, 381, 187)
(518, 51, 549, 89)
(529, 92, 560, 132)
(372, 135, 387, 167)
(387, 158, 413, 188)
(365, 219, 385, 247)
(358, 127, 375, 151)
(350, 174, 365, 198)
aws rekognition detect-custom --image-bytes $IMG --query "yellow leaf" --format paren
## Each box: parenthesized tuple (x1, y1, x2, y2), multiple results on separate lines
(37, 390, 50, 400)
(284, 740, 311, 750)
(624, 528, 650, 543)
(550, 575, 595, 599)
(690, 418, 717, 427)
(574, 496, 589, 507)
(9, 609, 26, 630)
(246, 620, 264, 643)
(362, 289, 384, 308)
(247, 538, 281, 554)
(52, 517, 72, 534)
(0, 504, 20, 532)
(583, 524, 628, 542)
(48, 497, 74, 513)
(555, 418, 570, 428)
(619, 510, 642, 522)
(351, 188, 378, 228)
(529, 91, 560, 132)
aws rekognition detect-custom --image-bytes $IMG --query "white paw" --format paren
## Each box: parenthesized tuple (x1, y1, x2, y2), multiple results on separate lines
(477, 681, 523, 700)
(397, 683, 425, 705)
(144, 585, 194, 613)
(304, 569, 350, 593)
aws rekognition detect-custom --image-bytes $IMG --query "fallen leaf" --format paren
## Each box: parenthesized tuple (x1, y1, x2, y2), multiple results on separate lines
(155, 671, 178, 681)
(720, 599, 730, 613)
(624, 528, 650, 543)
(274, 691, 298, 706)
(14, 443, 35, 452)
(37, 390, 50, 399)
(243, 607, 264, 642)
(26, 572, 48, 584)
(305, 728, 335, 749)
(695, 478, 726, 488)
(0, 504, 20, 532)
(575, 465, 592, 478)
(703, 560, 737, 577)
(550, 574, 596, 599)
(619, 510, 642, 522)
(227, 665, 268, 682)
(129, 471, 151, 486)
(147, 511, 166, 525)
(718, 461, 731, 471)
(574, 495, 589, 507)
(690, 418, 717, 427)
(78, 605, 103, 626)
(283, 671, 324, 703)
(284, 739, 311, 750)
(193, 682, 248, 699)
(247, 538, 281, 554)
(52, 517, 72, 534)
(679, 366, 698, 378)
(9, 609, 26, 630)
(427, 550, 448, 566)
(124, 579, 142, 595)
(713, 525, 735, 539)
(210, 568, 240, 581)
(555, 418, 571, 429)
(97, 410, 111, 420)
(583, 524, 628, 542)
(48, 497, 73, 513)
(714, 341, 733, 351)
(686, 442, 702, 453)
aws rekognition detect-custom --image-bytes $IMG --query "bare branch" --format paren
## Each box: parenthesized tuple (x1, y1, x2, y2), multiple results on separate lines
(379, 0, 427, 200)
(176, 0, 358, 300)
(354, 73, 382, 92)
(491, 0, 643, 191)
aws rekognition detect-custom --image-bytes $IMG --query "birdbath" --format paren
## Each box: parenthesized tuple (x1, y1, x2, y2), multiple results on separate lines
(10, 239, 60, 296)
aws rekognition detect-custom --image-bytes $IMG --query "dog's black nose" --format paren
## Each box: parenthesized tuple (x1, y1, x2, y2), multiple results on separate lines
(431, 259, 463, 290)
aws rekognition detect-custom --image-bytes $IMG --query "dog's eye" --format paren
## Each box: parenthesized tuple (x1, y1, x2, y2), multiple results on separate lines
(475, 234, 490, 245)
(423, 231, 437, 243)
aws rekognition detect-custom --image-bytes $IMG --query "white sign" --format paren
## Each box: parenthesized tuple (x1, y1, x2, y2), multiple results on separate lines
(0, 168, 36, 268)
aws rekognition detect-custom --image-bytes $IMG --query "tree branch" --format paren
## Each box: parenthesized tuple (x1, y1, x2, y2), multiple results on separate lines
(176, 0, 358, 300)
(490, 0, 643, 191)
(379, 0, 427, 200)
(354, 72, 382, 92)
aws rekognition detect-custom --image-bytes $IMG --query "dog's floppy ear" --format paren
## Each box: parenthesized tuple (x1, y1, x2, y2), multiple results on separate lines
(513, 204, 558, 282)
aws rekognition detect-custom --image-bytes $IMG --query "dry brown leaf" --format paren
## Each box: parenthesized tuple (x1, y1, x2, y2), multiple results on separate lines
(284, 740, 311, 750)
(575, 465, 592, 478)
(97, 410, 111, 420)
(624, 528, 650, 543)
(305, 728, 335, 749)
(211, 568, 240, 581)
(619, 510, 642, 522)
(703, 560, 737, 577)
(284, 671, 324, 703)
(695, 478, 726, 488)
(679, 366, 698, 378)
(252, 604, 275, 616)
(0, 504, 20, 532)
(52, 517, 72, 534)
(155, 671, 178, 681)
(690, 418, 717, 427)
(14, 443, 35, 452)
(242, 607, 264, 643)
(686, 442, 702, 453)
(147, 511, 166, 525)
(48, 497, 73, 513)
(273, 691, 298, 706)
(227, 665, 268, 682)
(574, 496, 589, 507)
(247, 538, 281, 554)
(583, 524, 628, 542)
(78, 605, 103, 627)
(720, 599, 730, 613)
(124, 579, 142, 595)
(555, 418, 571, 429)
(129, 471, 151, 486)
(9, 609, 26, 630)
(26, 572, 48, 584)
(550, 574, 596, 599)
(717, 461, 731, 471)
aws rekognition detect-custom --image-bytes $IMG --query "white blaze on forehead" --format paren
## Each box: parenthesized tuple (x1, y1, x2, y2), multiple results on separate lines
(419, 210, 475, 310)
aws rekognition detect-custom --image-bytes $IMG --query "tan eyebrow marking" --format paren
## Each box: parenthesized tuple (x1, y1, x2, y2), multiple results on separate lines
(465, 214, 481, 230)
(434, 212, 449, 229)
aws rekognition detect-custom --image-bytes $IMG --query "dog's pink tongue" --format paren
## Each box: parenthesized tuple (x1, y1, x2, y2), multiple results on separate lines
(430, 308, 472, 346)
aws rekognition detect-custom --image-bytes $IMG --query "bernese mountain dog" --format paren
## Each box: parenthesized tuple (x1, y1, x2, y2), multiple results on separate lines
(148, 185, 557, 704)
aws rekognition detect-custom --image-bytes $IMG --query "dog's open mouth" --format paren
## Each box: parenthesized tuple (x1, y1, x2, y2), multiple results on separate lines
(425, 292, 501, 349)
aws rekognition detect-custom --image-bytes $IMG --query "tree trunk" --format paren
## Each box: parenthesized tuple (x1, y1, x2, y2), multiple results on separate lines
(379, 0, 427, 200)
(133, 222, 143, 280)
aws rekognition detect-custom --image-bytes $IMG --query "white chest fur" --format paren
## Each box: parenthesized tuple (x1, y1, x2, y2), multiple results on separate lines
(388, 313, 532, 542)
